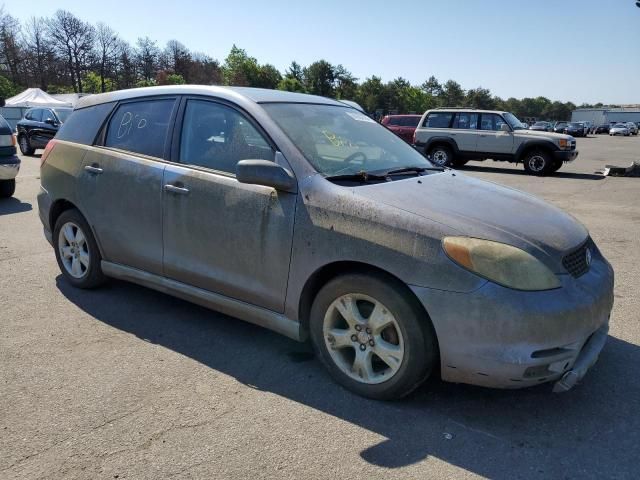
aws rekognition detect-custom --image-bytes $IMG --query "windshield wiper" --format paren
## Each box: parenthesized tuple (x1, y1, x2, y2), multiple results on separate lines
(376, 165, 444, 176)
(324, 170, 389, 183)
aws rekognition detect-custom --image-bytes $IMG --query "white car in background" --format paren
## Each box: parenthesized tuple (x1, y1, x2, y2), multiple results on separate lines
(609, 124, 630, 136)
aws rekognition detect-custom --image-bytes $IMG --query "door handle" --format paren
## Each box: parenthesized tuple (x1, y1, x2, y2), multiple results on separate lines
(84, 165, 103, 174)
(164, 184, 190, 195)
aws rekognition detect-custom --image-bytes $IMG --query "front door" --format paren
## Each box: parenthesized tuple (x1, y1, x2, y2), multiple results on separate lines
(162, 98, 296, 313)
(78, 97, 178, 275)
(477, 113, 514, 155)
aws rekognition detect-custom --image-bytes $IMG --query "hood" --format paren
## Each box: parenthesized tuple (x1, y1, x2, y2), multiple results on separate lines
(355, 171, 587, 270)
(516, 129, 572, 141)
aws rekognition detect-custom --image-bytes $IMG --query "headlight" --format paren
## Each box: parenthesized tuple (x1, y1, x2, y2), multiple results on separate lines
(443, 237, 561, 291)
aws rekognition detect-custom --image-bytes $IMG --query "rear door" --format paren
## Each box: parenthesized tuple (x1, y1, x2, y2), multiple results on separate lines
(78, 97, 178, 275)
(162, 97, 296, 312)
(451, 112, 479, 152)
(477, 113, 514, 155)
(27, 109, 48, 148)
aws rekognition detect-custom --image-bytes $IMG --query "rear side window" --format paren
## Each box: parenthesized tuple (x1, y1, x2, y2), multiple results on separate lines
(56, 102, 116, 145)
(27, 109, 43, 122)
(105, 99, 176, 158)
(424, 112, 453, 128)
(401, 117, 420, 127)
(452, 113, 478, 130)
(387, 117, 400, 126)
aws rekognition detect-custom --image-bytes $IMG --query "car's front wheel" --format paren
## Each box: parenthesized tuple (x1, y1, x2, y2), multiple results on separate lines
(53, 209, 106, 289)
(523, 150, 552, 176)
(428, 145, 453, 167)
(0, 179, 15, 198)
(310, 273, 438, 400)
(18, 135, 35, 156)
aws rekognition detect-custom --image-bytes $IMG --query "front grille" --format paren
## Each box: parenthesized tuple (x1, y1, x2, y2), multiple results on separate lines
(562, 239, 591, 278)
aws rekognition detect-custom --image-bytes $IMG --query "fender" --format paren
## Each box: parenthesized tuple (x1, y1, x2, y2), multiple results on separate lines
(419, 136, 461, 156)
(515, 139, 559, 161)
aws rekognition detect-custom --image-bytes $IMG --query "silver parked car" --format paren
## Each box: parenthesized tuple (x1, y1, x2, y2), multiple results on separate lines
(38, 86, 614, 399)
(625, 122, 638, 135)
(609, 124, 630, 136)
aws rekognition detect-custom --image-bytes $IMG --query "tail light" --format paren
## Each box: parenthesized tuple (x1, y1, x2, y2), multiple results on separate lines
(41, 140, 57, 167)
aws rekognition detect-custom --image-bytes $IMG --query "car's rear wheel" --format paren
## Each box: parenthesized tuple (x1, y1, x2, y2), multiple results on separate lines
(429, 145, 453, 167)
(523, 150, 552, 176)
(310, 273, 438, 400)
(18, 135, 35, 156)
(53, 209, 106, 289)
(0, 179, 15, 198)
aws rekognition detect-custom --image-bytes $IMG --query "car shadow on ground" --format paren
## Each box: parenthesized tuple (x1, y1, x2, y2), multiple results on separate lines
(0, 197, 32, 215)
(460, 164, 606, 180)
(56, 276, 639, 478)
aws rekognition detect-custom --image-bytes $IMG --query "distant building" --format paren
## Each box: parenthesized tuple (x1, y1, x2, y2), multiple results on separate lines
(572, 106, 640, 126)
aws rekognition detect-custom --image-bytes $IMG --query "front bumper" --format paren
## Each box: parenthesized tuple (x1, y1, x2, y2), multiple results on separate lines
(0, 154, 20, 180)
(553, 150, 578, 162)
(410, 249, 614, 391)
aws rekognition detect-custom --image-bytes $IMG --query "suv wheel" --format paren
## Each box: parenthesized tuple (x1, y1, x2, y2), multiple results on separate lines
(310, 273, 438, 400)
(523, 150, 552, 176)
(0, 179, 15, 198)
(53, 209, 107, 289)
(18, 135, 35, 156)
(429, 145, 453, 167)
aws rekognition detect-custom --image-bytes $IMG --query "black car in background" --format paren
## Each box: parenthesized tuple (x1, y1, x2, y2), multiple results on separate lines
(16, 107, 72, 156)
(594, 124, 610, 134)
(553, 121, 568, 134)
(563, 122, 586, 137)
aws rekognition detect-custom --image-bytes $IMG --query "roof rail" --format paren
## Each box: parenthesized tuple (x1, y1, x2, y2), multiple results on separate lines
(434, 107, 477, 110)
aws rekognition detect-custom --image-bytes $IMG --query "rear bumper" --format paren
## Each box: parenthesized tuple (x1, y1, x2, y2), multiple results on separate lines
(410, 249, 614, 390)
(0, 154, 20, 180)
(553, 150, 578, 162)
(37, 185, 53, 246)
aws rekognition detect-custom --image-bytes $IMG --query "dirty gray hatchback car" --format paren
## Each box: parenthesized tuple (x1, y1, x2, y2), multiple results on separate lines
(38, 86, 614, 399)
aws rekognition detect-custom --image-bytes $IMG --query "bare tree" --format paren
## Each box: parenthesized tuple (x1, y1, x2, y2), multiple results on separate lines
(0, 8, 24, 85)
(47, 10, 95, 92)
(136, 36, 159, 83)
(94, 23, 118, 92)
(23, 17, 52, 90)
(165, 40, 191, 81)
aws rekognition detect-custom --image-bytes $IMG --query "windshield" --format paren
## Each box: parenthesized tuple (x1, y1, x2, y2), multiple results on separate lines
(263, 103, 436, 178)
(569, 123, 582, 127)
(503, 112, 526, 130)
(53, 108, 72, 123)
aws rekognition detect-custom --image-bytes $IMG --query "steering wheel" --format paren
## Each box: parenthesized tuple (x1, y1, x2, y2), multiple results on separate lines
(343, 151, 367, 164)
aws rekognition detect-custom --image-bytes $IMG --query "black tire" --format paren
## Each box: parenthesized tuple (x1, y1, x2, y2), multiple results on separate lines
(18, 134, 35, 156)
(523, 149, 552, 176)
(451, 158, 469, 168)
(309, 273, 438, 400)
(428, 144, 453, 167)
(53, 208, 107, 289)
(0, 179, 15, 198)
(550, 160, 563, 173)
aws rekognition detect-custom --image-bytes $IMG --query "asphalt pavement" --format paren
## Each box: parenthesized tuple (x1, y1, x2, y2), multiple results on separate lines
(1, 134, 639, 479)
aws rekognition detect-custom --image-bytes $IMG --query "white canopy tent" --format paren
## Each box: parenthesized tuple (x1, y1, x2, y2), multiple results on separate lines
(4, 88, 73, 108)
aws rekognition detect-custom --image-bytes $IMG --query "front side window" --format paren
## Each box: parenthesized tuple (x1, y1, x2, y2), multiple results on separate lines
(452, 113, 478, 130)
(263, 103, 437, 178)
(179, 100, 274, 174)
(28, 109, 43, 122)
(424, 112, 453, 128)
(480, 113, 508, 131)
(105, 99, 175, 158)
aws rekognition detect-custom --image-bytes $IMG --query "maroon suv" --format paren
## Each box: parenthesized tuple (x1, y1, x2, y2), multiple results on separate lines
(381, 114, 422, 143)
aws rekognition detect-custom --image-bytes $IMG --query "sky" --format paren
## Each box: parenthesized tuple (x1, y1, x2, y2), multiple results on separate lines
(16, 0, 640, 104)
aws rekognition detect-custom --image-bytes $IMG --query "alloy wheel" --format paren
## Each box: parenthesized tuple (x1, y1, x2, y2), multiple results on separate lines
(323, 293, 405, 384)
(57, 222, 90, 279)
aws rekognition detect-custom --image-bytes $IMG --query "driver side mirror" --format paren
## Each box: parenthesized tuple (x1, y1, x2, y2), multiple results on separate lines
(44, 117, 57, 126)
(236, 159, 297, 193)
(500, 123, 511, 133)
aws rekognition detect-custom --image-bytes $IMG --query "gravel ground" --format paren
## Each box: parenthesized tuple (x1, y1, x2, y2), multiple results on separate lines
(1, 134, 639, 479)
